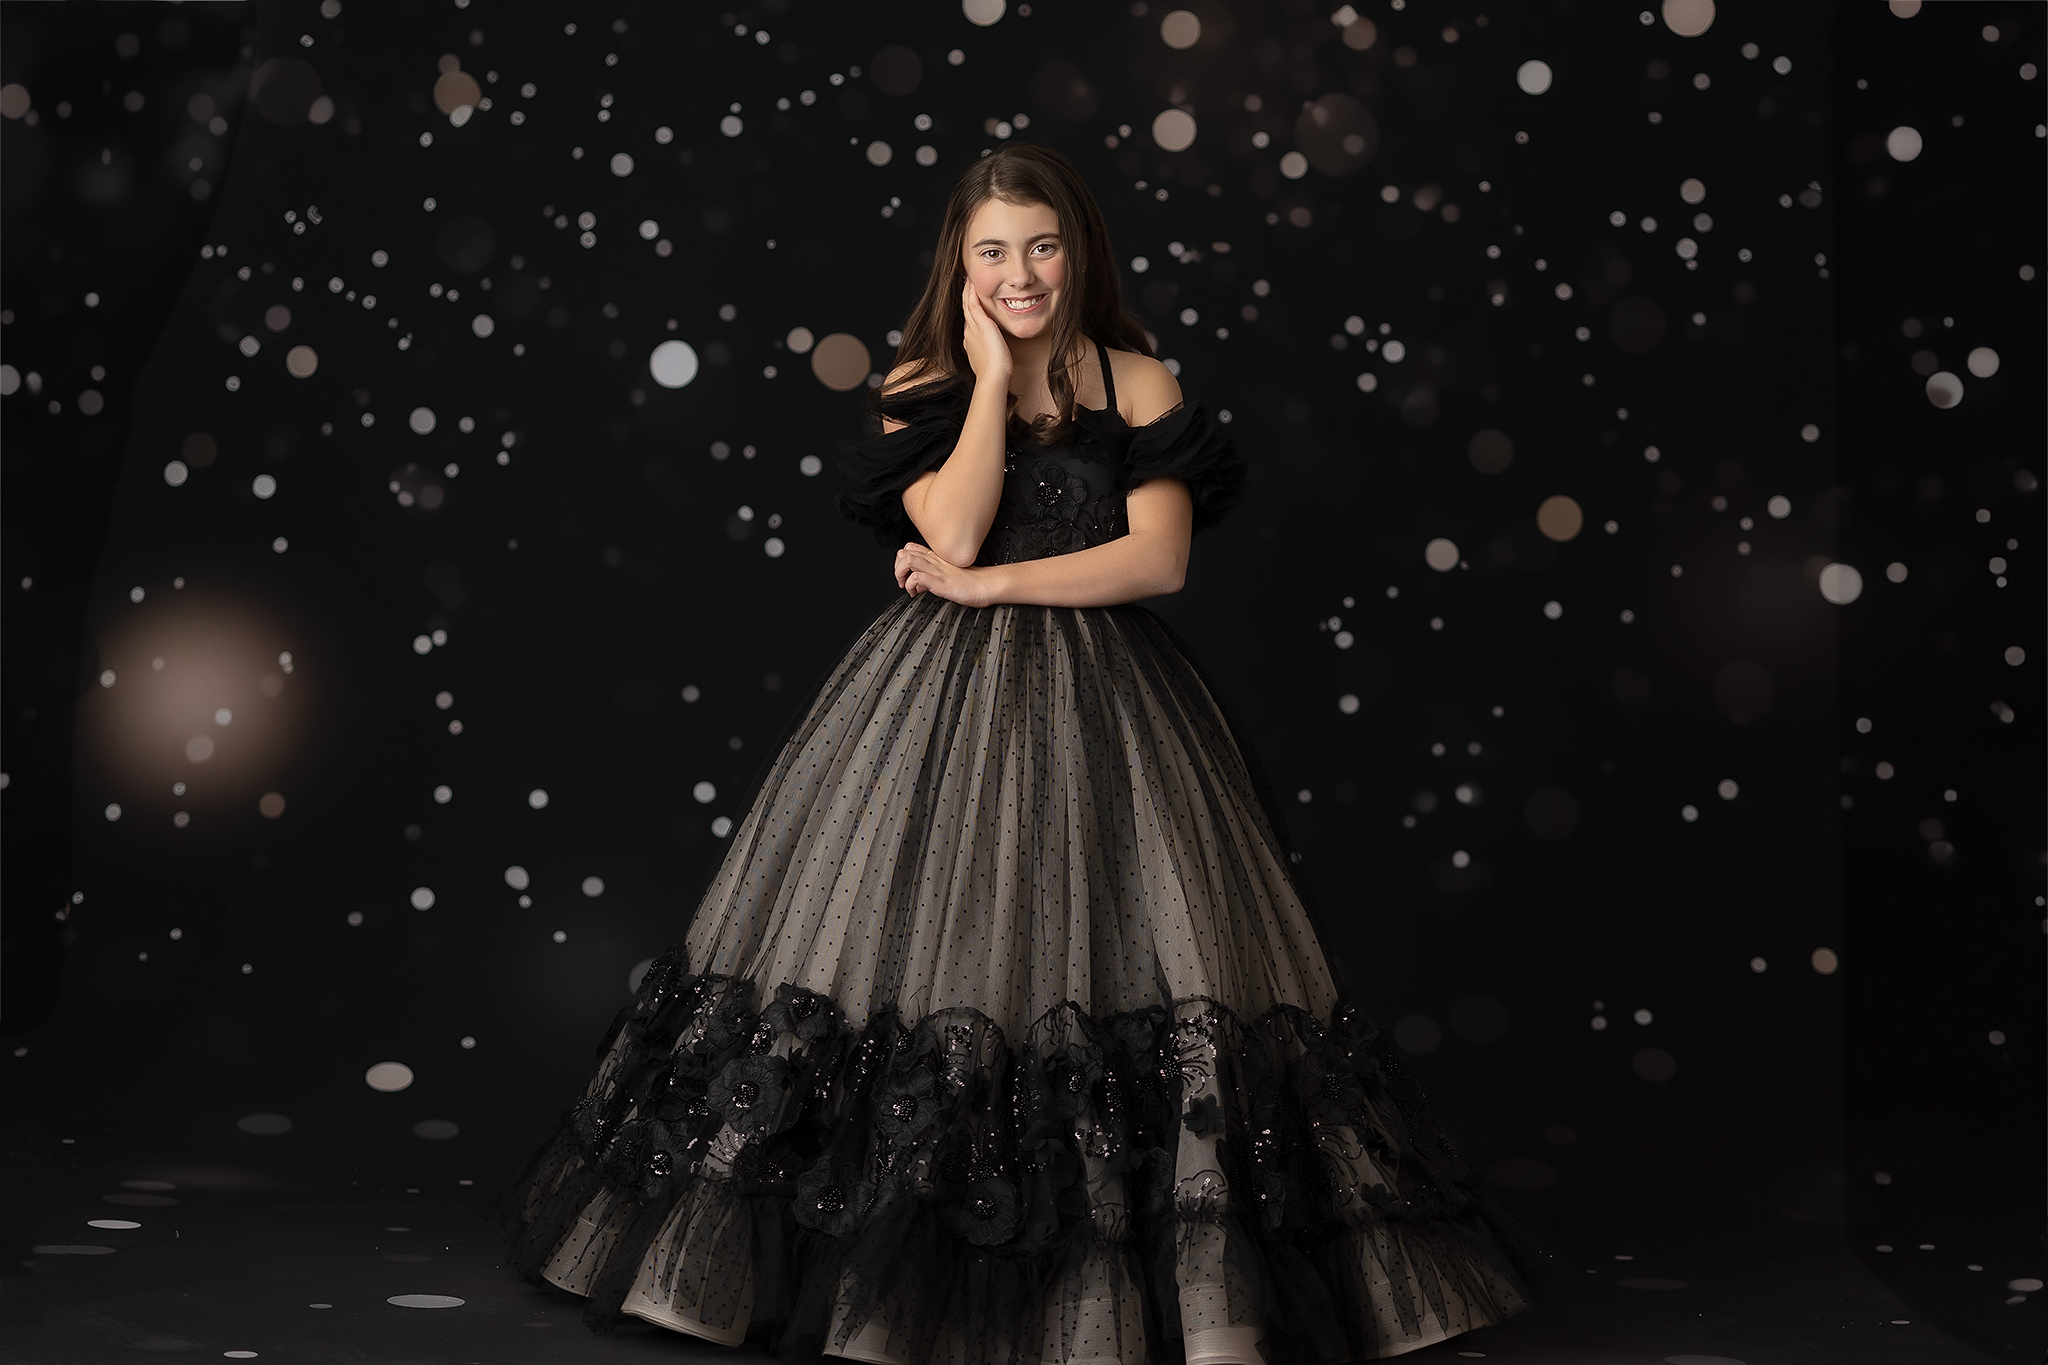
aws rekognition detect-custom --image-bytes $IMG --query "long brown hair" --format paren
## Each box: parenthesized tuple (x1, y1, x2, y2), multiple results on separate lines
(876, 143, 1154, 445)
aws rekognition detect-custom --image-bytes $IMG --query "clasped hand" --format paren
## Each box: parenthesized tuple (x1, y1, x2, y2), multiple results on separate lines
(895, 541, 997, 607)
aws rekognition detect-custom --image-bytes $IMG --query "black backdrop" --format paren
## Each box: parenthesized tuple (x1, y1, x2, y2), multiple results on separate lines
(3, 2, 2039, 1358)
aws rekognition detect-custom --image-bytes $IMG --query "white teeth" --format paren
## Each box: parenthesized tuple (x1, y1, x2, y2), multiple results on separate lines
(1002, 297, 1042, 310)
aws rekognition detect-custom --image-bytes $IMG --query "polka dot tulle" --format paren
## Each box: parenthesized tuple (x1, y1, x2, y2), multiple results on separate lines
(490, 591, 1569, 1362)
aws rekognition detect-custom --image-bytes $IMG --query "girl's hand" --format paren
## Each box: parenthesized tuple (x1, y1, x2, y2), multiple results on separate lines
(960, 277, 1013, 386)
(895, 541, 997, 608)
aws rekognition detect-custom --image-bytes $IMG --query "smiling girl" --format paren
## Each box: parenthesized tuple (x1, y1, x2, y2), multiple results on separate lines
(495, 143, 1560, 1365)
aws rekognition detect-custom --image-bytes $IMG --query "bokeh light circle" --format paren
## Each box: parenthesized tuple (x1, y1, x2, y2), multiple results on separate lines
(1886, 126, 1923, 161)
(1967, 346, 1999, 377)
(250, 57, 324, 125)
(1536, 496, 1584, 541)
(286, 345, 318, 378)
(1660, 0, 1715, 36)
(1151, 108, 1197, 152)
(609, 152, 634, 177)
(581, 876, 605, 898)
(432, 71, 481, 116)
(365, 1062, 415, 1092)
(409, 886, 435, 910)
(1516, 60, 1554, 95)
(786, 327, 815, 354)
(1160, 10, 1202, 48)
(409, 407, 436, 435)
(870, 45, 924, 97)
(1424, 538, 1460, 571)
(866, 141, 893, 166)
(1818, 563, 1864, 605)
(237, 1112, 293, 1135)
(650, 340, 699, 389)
(504, 865, 530, 890)
(962, 0, 1006, 26)
(811, 333, 872, 391)
(1925, 371, 1963, 408)
(1467, 429, 1513, 474)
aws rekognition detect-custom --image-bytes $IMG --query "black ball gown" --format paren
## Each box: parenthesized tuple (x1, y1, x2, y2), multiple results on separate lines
(490, 342, 1566, 1364)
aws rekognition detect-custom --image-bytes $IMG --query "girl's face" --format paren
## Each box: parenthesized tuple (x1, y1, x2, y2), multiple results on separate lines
(960, 197, 1067, 339)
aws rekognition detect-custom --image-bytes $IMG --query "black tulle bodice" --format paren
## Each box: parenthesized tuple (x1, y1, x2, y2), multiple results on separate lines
(979, 410, 1133, 566)
(834, 342, 1249, 561)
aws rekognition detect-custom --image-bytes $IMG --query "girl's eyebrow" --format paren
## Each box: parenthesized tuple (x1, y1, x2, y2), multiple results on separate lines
(970, 232, 1061, 248)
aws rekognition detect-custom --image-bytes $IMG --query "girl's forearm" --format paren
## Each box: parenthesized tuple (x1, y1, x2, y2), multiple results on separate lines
(984, 531, 1186, 607)
(907, 378, 1009, 565)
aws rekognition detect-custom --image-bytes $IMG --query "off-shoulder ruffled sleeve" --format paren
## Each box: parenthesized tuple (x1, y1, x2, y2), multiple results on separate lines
(1117, 400, 1247, 534)
(832, 378, 971, 548)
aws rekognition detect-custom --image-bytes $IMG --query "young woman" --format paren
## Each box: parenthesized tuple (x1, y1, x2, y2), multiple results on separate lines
(492, 144, 1562, 1365)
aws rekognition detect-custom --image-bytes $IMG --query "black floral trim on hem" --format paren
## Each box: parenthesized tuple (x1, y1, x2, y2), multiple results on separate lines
(487, 945, 1572, 1364)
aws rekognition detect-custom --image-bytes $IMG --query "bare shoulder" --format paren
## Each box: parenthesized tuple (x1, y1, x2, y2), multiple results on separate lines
(1105, 348, 1184, 426)
(880, 358, 948, 395)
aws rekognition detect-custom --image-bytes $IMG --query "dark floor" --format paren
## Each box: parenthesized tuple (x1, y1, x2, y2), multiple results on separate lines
(2, 1131, 2016, 1365)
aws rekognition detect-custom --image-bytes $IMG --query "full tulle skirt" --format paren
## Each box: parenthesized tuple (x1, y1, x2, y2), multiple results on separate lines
(490, 592, 1564, 1363)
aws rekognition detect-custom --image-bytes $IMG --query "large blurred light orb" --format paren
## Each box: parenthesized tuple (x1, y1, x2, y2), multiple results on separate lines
(1818, 563, 1864, 605)
(811, 333, 872, 391)
(1152, 108, 1197, 152)
(1661, 0, 1715, 36)
(1160, 10, 1201, 48)
(1536, 495, 1584, 541)
(1886, 126, 1923, 161)
(365, 1062, 414, 1092)
(962, 0, 1006, 25)
(650, 340, 699, 389)
(1516, 60, 1553, 95)
(1425, 538, 1460, 571)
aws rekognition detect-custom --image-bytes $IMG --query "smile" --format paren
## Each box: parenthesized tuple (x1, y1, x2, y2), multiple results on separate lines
(999, 295, 1046, 313)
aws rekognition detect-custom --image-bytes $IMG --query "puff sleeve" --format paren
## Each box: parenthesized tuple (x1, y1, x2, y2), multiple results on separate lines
(832, 379, 971, 548)
(1117, 400, 1247, 534)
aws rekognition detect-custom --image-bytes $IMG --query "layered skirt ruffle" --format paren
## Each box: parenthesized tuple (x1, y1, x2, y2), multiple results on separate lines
(489, 594, 1565, 1362)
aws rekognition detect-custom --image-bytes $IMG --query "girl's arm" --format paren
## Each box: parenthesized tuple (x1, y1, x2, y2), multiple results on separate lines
(892, 356, 1197, 608)
(894, 281, 1017, 566)
(892, 476, 1192, 607)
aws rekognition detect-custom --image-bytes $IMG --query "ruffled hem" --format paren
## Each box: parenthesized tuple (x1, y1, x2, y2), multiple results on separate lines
(488, 949, 1570, 1364)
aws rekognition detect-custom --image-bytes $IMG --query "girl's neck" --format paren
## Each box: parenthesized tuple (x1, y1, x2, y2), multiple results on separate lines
(1004, 332, 1083, 399)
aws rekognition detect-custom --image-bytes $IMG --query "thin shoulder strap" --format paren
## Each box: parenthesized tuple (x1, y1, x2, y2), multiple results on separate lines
(1094, 340, 1118, 415)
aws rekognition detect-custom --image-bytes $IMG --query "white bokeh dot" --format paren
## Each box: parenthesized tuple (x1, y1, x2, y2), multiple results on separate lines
(1819, 563, 1864, 605)
(650, 340, 699, 389)
(527, 789, 549, 809)
(1516, 60, 1554, 95)
(581, 875, 605, 897)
